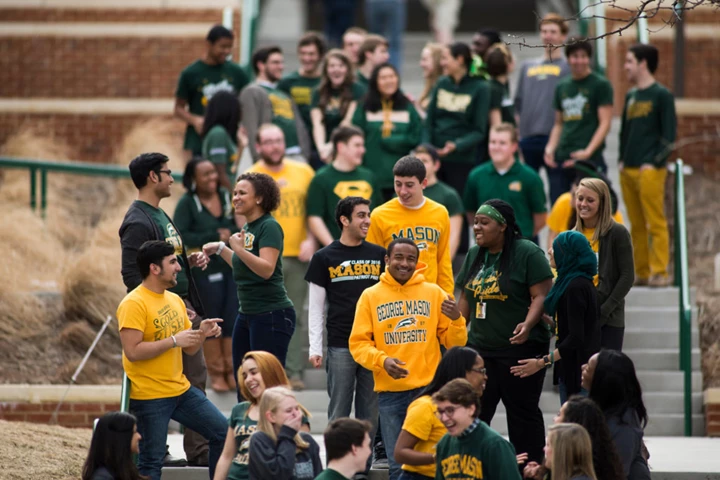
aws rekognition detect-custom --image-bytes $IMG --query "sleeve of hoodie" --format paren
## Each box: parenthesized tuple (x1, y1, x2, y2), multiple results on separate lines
(435, 287, 468, 349)
(248, 427, 298, 479)
(349, 289, 387, 371)
(454, 81, 490, 153)
(240, 85, 274, 161)
(436, 207, 455, 296)
(610, 422, 641, 477)
(120, 217, 154, 292)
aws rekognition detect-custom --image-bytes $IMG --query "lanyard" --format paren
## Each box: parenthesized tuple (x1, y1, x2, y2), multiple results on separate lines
(477, 249, 501, 302)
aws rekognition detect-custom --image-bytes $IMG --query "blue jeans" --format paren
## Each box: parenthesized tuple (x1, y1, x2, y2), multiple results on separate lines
(365, 0, 406, 69)
(232, 307, 296, 399)
(323, 0, 356, 48)
(130, 386, 227, 480)
(519, 134, 569, 206)
(378, 386, 425, 480)
(194, 271, 238, 337)
(326, 347, 379, 427)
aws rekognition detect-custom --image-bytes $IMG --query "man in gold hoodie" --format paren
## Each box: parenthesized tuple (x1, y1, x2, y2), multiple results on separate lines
(349, 237, 468, 480)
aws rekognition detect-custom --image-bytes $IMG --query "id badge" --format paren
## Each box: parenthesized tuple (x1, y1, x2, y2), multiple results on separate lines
(475, 302, 487, 319)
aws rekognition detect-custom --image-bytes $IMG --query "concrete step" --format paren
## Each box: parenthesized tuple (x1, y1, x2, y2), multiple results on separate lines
(624, 348, 701, 371)
(625, 286, 697, 308)
(625, 306, 698, 329)
(636, 370, 704, 392)
(624, 328, 700, 349)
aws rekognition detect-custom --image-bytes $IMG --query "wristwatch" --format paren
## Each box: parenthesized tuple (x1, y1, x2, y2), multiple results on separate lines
(542, 355, 551, 368)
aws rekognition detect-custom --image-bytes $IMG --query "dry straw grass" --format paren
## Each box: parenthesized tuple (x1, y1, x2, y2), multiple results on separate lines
(0, 419, 91, 480)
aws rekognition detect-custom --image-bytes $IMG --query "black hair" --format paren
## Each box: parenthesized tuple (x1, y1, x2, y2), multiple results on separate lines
(207, 25, 234, 43)
(629, 43, 659, 74)
(252, 45, 283, 75)
(589, 350, 648, 428)
(236, 172, 281, 213)
(412, 144, 439, 163)
(363, 63, 409, 112)
(565, 38, 593, 58)
(563, 396, 626, 480)
(418, 347, 480, 399)
(298, 31, 328, 57)
(387, 237, 419, 256)
(323, 418, 373, 462)
(202, 90, 241, 143)
(128, 152, 169, 189)
(137, 241, 175, 279)
(461, 199, 521, 292)
(335, 196, 371, 230)
(478, 29, 502, 46)
(330, 125, 364, 152)
(393, 155, 426, 182)
(82, 412, 142, 480)
(432, 378, 482, 419)
(182, 156, 214, 192)
(485, 46, 509, 77)
(448, 42, 473, 69)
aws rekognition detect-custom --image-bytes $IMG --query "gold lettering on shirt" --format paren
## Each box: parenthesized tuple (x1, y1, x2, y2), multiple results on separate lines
(328, 260, 382, 281)
(333, 180, 374, 200)
(269, 93, 295, 120)
(436, 89, 473, 113)
(626, 99, 653, 120)
(244, 232, 255, 250)
(290, 86, 312, 106)
(152, 304, 184, 341)
(527, 64, 562, 78)
(440, 453, 484, 478)
(165, 223, 184, 256)
(391, 227, 441, 250)
(277, 191, 306, 219)
(466, 271, 508, 301)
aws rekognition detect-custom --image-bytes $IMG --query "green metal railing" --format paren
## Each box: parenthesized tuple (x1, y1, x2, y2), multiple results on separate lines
(673, 158, 693, 436)
(121, 374, 131, 413)
(0, 157, 183, 217)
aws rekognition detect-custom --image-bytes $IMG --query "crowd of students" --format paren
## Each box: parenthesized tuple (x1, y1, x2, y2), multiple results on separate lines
(91, 10, 680, 480)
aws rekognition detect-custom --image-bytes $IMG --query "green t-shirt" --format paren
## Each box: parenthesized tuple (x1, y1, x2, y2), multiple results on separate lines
(311, 82, 366, 142)
(232, 213, 293, 314)
(424, 181, 463, 217)
(314, 469, 348, 480)
(619, 82, 677, 168)
(136, 201, 189, 296)
(435, 420, 521, 480)
(553, 72, 613, 166)
(456, 240, 553, 352)
(175, 60, 249, 154)
(202, 125, 238, 178)
(463, 161, 547, 238)
(277, 71, 321, 131)
(306, 164, 383, 240)
(356, 72, 369, 90)
(490, 79, 515, 125)
(172, 189, 238, 277)
(260, 84, 301, 150)
(227, 402, 256, 480)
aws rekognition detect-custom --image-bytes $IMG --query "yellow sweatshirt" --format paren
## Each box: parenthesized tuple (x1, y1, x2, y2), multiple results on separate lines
(366, 197, 454, 295)
(349, 262, 468, 392)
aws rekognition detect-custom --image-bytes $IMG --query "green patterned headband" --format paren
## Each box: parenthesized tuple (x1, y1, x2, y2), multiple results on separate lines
(476, 204, 506, 224)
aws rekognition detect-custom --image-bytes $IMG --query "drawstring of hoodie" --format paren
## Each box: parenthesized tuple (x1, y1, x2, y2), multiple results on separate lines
(381, 99, 393, 137)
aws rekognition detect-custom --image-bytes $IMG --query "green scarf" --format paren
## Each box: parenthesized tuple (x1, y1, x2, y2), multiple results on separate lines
(544, 230, 597, 316)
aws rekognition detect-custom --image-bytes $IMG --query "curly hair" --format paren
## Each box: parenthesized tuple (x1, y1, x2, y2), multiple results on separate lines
(236, 172, 281, 213)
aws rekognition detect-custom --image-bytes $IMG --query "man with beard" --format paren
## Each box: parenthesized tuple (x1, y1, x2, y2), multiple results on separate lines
(245, 124, 316, 389)
(240, 46, 311, 163)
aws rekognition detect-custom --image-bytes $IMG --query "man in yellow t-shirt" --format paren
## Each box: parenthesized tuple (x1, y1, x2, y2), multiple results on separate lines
(366, 155, 454, 295)
(246, 124, 316, 388)
(117, 240, 227, 480)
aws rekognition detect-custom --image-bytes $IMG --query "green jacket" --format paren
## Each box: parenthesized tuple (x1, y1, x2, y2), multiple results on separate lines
(352, 100, 423, 189)
(425, 74, 491, 164)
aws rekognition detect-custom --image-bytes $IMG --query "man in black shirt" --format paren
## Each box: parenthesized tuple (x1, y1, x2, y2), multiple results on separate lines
(305, 196, 385, 465)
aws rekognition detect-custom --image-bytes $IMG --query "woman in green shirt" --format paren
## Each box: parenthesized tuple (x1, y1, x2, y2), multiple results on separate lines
(174, 157, 239, 393)
(202, 90, 242, 190)
(352, 63, 422, 200)
(203, 172, 295, 400)
(456, 199, 553, 465)
(311, 49, 366, 164)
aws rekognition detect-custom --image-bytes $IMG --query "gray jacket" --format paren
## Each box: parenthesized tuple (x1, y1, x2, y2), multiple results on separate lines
(248, 426, 322, 480)
(597, 221, 634, 328)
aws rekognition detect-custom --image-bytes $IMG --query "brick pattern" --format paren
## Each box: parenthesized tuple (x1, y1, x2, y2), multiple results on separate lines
(1, 8, 226, 23)
(706, 403, 720, 436)
(0, 401, 121, 428)
(675, 113, 720, 179)
(0, 113, 184, 162)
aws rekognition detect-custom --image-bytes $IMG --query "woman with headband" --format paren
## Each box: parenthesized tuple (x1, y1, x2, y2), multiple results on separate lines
(456, 199, 553, 467)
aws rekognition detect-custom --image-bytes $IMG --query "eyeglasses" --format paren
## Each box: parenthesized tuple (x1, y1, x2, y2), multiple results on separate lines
(471, 367, 487, 375)
(158, 169, 172, 176)
(260, 139, 284, 146)
(435, 406, 459, 419)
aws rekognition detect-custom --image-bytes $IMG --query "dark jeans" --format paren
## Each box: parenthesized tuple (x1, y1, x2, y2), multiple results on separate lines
(474, 351, 547, 463)
(398, 471, 434, 480)
(365, 0, 406, 69)
(600, 325, 624, 351)
(130, 386, 227, 480)
(438, 161, 475, 255)
(232, 307, 296, 400)
(519, 135, 569, 206)
(378, 387, 425, 480)
(323, 0, 356, 48)
(194, 271, 238, 337)
(180, 297, 208, 463)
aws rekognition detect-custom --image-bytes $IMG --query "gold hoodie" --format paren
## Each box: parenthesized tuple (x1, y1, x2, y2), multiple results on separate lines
(349, 262, 468, 392)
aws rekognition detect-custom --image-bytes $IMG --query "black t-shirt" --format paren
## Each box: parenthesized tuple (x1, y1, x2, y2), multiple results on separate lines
(304, 240, 386, 348)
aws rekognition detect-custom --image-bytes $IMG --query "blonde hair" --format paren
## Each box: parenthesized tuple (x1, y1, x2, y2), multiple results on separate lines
(490, 122, 519, 144)
(540, 13, 570, 35)
(547, 423, 597, 480)
(256, 386, 310, 449)
(574, 178, 614, 243)
(419, 43, 444, 109)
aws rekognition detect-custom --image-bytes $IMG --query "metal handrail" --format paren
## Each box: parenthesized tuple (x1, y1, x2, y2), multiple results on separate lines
(0, 157, 183, 217)
(121, 373, 131, 413)
(674, 158, 693, 436)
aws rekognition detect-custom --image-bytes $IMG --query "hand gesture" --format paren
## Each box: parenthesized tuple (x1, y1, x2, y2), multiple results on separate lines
(192, 117, 204, 135)
(309, 355, 323, 369)
(543, 148, 557, 168)
(298, 238, 317, 263)
(203, 242, 221, 257)
(174, 329, 204, 348)
(283, 409, 303, 432)
(229, 231, 245, 252)
(516, 452, 529, 465)
(199, 318, 223, 338)
(383, 357, 409, 379)
(441, 296, 461, 320)
(569, 148, 591, 161)
(510, 358, 543, 378)
(541, 314, 555, 328)
(523, 461, 541, 479)
(510, 322, 530, 344)
(188, 251, 209, 270)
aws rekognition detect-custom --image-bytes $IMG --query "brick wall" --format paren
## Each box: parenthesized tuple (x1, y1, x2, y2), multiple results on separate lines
(675, 112, 720, 179)
(0, 8, 230, 23)
(0, 401, 121, 428)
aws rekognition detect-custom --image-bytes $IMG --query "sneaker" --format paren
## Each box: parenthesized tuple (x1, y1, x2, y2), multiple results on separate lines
(372, 457, 389, 469)
(634, 277, 649, 287)
(162, 451, 188, 467)
(289, 377, 305, 391)
(649, 275, 671, 287)
(372, 440, 389, 469)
